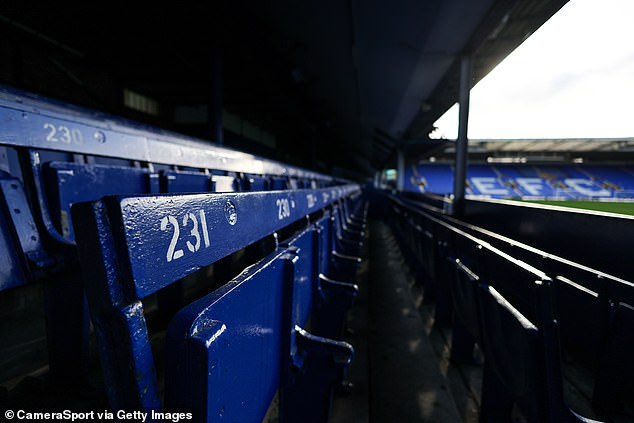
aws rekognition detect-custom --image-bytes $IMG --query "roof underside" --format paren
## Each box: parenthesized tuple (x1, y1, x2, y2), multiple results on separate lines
(0, 0, 568, 178)
(418, 138, 634, 164)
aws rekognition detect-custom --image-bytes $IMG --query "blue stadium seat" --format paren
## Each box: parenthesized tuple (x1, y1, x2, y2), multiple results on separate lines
(424, 201, 634, 419)
(477, 279, 601, 423)
(70, 187, 360, 419)
(448, 258, 482, 364)
(243, 174, 270, 191)
(44, 161, 159, 242)
(165, 251, 291, 421)
(0, 171, 48, 291)
(477, 282, 543, 423)
(407, 163, 634, 200)
(404, 163, 453, 194)
(313, 213, 360, 339)
(553, 274, 606, 365)
(593, 301, 634, 417)
(0, 85, 356, 404)
(385, 193, 605, 422)
(165, 246, 354, 422)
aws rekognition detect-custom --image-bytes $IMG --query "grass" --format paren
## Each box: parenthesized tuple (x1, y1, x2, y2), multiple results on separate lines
(522, 200, 634, 216)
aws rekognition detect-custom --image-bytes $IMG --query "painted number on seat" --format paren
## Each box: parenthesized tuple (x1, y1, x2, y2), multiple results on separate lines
(161, 209, 210, 262)
(306, 193, 317, 208)
(276, 198, 291, 220)
(43, 122, 84, 145)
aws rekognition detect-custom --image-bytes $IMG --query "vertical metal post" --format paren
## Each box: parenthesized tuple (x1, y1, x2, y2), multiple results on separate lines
(397, 148, 405, 191)
(453, 55, 471, 216)
(210, 47, 224, 145)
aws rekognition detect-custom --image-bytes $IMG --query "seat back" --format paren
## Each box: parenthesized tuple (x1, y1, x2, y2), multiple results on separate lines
(477, 282, 543, 422)
(71, 187, 358, 414)
(166, 250, 292, 421)
(384, 193, 603, 423)
(593, 301, 634, 416)
(450, 258, 482, 342)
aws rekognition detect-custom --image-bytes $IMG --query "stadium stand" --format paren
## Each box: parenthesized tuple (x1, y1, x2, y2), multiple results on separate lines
(2, 90, 632, 423)
(2, 87, 633, 423)
(4, 2, 634, 422)
(381, 188, 634, 422)
(0, 85, 367, 421)
(406, 163, 634, 200)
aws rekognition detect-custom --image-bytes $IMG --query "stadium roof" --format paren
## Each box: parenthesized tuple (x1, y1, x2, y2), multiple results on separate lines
(469, 138, 634, 153)
(0, 0, 568, 178)
(414, 137, 634, 163)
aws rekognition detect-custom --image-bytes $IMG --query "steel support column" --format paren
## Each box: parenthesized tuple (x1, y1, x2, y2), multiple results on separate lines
(453, 56, 472, 216)
(397, 148, 405, 191)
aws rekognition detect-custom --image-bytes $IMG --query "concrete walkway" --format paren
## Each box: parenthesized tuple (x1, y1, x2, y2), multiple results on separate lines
(331, 220, 464, 422)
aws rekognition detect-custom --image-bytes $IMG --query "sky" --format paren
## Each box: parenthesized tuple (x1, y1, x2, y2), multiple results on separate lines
(430, 0, 634, 140)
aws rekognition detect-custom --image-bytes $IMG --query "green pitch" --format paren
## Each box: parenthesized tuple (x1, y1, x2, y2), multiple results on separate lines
(523, 200, 634, 216)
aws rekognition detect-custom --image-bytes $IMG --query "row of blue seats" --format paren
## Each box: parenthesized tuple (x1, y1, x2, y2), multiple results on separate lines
(71, 186, 367, 421)
(0, 85, 367, 421)
(404, 163, 634, 199)
(384, 193, 633, 422)
(1, 153, 338, 290)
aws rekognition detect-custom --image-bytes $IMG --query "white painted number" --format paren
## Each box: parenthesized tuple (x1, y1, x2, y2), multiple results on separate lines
(44, 123, 56, 142)
(43, 122, 84, 145)
(58, 125, 71, 143)
(71, 128, 84, 145)
(307, 193, 316, 208)
(161, 210, 210, 262)
(183, 212, 201, 253)
(276, 198, 291, 220)
(161, 215, 184, 262)
(200, 209, 210, 248)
